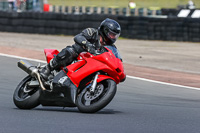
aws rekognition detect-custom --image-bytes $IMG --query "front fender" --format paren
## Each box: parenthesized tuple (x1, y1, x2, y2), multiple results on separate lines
(97, 75, 116, 83)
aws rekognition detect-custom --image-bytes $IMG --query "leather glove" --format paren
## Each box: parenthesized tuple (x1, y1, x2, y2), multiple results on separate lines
(86, 43, 96, 54)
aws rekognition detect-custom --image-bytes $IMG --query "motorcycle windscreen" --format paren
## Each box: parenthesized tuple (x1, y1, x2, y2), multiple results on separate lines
(104, 46, 122, 61)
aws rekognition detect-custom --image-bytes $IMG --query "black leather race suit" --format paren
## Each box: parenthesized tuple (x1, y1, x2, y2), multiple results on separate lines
(52, 28, 101, 69)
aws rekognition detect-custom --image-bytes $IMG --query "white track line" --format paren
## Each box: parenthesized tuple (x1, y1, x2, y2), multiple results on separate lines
(0, 53, 46, 63)
(127, 75, 200, 91)
(1, 53, 200, 91)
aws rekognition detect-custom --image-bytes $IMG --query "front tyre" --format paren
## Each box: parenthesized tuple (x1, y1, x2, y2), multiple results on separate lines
(76, 79, 117, 113)
(13, 76, 40, 109)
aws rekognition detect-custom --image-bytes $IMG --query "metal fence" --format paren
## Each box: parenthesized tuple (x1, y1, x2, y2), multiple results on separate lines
(0, 0, 163, 17)
(44, 5, 163, 17)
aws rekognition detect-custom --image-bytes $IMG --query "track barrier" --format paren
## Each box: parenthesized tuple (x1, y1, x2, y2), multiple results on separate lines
(0, 11, 199, 42)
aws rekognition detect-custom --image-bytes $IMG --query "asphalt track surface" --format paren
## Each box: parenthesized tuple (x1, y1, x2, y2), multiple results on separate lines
(1, 55, 200, 133)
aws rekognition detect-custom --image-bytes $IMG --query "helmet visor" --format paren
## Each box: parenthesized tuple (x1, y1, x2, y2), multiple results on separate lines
(107, 30, 120, 39)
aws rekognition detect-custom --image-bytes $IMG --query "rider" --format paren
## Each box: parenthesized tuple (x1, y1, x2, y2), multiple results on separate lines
(41, 18, 121, 80)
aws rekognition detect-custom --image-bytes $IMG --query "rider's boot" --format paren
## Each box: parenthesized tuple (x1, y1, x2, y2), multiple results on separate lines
(40, 59, 59, 81)
(40, 64, 51, 81)
(41, 46, 78, 81)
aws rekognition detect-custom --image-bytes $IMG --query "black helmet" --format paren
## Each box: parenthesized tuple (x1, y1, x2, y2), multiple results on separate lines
(99, 18, 121, 45)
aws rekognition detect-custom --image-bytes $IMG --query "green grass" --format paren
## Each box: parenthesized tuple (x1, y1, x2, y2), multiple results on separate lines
(48, 0, 200, 8)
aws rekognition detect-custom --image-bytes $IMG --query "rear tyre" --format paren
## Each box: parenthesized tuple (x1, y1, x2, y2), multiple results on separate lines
(13, 76, 40, 109)
(76, 79, 117, 113)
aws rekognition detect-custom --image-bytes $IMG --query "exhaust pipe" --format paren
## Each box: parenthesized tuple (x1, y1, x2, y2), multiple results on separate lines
(18, 60, 37, 76)
(18, 60, 46, 91)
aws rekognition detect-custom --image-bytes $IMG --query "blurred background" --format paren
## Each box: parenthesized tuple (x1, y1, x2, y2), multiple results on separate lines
(0, 0, 199, 12)
(48, 0, 200, 8)
(0, 0, 199, 42)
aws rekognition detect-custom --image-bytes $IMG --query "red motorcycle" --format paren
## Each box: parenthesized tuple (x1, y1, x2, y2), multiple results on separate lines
(13, 46, 126, 113)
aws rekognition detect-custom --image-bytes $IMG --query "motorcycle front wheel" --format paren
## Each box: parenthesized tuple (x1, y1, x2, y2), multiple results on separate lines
(13, 76, 40, 109)
(76, 79, 117, 113)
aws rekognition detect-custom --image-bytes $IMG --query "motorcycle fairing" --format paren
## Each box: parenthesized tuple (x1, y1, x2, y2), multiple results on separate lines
(66, 57, 117, 87)
(38, 69, 78, 107)
(47, 70, 78, 105)
(44, 48, 125, 88)
(66, 51, 124, 87)
(44, 49, 59, 63)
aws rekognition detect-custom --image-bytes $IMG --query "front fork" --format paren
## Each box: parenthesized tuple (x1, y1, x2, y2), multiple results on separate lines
(89, 72, 100, 93)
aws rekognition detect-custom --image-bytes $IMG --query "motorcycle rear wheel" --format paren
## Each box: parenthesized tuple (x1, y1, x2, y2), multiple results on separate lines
(76, 79, 117, 113)
(13, 76, 40, 109)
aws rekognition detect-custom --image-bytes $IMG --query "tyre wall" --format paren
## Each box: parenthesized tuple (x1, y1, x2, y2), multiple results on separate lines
(0, 11, 199, 42)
